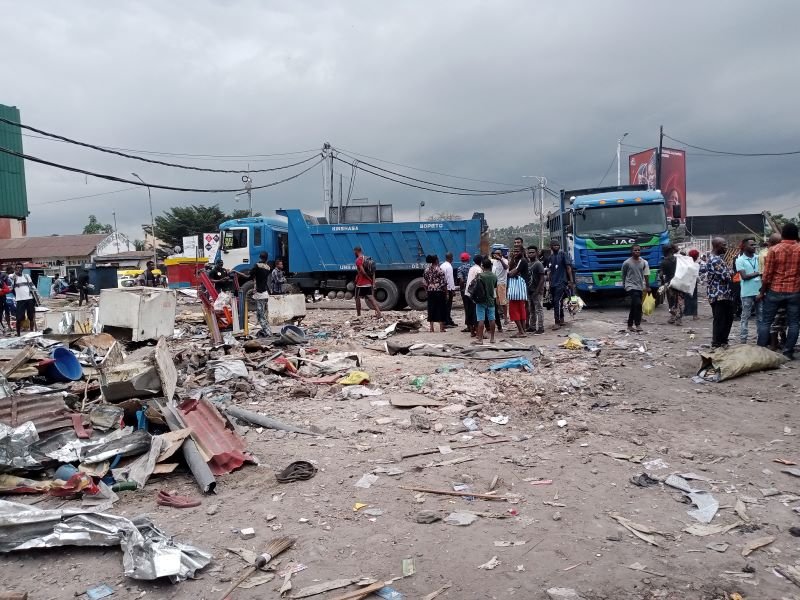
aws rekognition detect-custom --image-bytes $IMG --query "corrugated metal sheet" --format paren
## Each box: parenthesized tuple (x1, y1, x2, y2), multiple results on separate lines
(0, 233, 106, 261)
(0, 393, 72, 433)
(178, 398, 251, 475)
(0, 104, 29, 219)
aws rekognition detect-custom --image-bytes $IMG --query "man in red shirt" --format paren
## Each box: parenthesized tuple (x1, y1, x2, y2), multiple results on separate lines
(757, 223, 800, 359)
(354, 246, 382, 318)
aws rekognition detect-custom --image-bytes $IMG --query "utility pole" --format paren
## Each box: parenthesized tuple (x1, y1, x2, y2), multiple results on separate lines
(656, 125, 663, 190)
(112, 211, 119, 253)
(338, 173, 343, 224)
(522, 175, 547, 247)
(131, 173, 157, 267)
(241, 175, 253, 216)
(321, 142, 332, 217)
(617, 132, 629, 186)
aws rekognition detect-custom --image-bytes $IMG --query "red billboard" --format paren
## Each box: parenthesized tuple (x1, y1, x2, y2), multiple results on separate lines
(628, 147, 686, 220)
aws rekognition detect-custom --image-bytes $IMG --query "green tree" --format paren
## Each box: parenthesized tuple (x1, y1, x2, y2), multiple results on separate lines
(83, 214, 113, 235)
(133, 239, 147, 251)
(771, 212, 800, 229)
(146, 205, 262, 251)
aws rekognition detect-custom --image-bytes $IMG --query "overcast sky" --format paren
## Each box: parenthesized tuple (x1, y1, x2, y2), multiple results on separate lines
(2, 0, 799, 241)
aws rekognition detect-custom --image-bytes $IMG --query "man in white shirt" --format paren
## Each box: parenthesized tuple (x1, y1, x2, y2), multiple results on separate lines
(10, 262, 36, 336)
(441, 252, 457, 327)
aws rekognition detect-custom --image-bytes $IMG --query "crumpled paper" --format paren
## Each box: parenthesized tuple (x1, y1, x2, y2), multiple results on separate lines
(0, 499, 212, 582)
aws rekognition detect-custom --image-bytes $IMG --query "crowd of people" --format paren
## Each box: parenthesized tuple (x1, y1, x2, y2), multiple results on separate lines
(361, 222, 799, 357)
(620, 223, 799, 357)
(413, 238, 575, 345)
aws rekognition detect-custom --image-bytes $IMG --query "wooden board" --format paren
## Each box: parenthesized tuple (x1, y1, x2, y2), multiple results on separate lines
(390, 393, 446, 408)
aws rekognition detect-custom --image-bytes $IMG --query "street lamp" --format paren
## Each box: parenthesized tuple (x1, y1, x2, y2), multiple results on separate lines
(418, 200, 425, 221)
(617, 132, 629, 186)
(522, 175, 547, 248)
(131, 173, 157, 267)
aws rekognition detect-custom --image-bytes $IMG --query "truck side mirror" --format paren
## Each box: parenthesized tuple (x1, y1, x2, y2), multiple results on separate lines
(672, 205, 682, 219)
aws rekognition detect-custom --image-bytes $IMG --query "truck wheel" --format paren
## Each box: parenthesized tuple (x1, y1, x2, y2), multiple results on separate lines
(404, 277, 427, 311)
(373, 278, 400, 310)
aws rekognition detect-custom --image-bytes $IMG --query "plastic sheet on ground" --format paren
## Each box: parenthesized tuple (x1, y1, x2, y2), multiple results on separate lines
(488, 357, 534, 372)
(665, 474, 719, 523)
(399, 342, 540, 361)
(698, 345, 788, 382)
(338, 385, 384, 400)
(211, 359, 249, 383)
(0, 499, 212, 582)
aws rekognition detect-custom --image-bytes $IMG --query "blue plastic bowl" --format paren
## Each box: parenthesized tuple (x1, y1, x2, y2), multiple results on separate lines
(46, 347, 83, 382)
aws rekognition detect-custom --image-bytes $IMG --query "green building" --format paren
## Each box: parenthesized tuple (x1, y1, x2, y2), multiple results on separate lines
(0, 104, 30, 220)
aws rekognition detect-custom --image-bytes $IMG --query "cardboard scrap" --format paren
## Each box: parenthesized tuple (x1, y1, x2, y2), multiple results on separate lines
(741, 535, 775, 557)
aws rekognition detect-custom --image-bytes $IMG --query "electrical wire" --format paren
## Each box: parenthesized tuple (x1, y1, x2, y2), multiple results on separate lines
(333, 146, 526, 188)
(30, 187, 139, 206)
(333, 155, 531, 196)
(0, 117, 321, 173)
(663, 133, 800, 157)
(19, 132, 319, 161)
(597, 152, 618, 186)
(332, 152, 531, 194)
(0, 145, 324, 193)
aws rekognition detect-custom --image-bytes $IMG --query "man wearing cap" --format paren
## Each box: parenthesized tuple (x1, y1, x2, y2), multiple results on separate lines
(456, 252, 475, 334)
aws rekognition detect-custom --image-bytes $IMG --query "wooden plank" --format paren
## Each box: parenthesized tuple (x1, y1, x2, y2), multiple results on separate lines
(1, 347, 35, 378)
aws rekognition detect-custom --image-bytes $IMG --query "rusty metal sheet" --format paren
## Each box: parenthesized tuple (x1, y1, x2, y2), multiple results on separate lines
(0, 393, 72, 433)
(178, 398, 251, 476)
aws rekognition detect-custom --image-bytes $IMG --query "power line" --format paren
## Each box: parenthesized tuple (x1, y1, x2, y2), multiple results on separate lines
(31, 187, 139, 206)
(663, 134, 800, 157)
(332, 151, 532, 194)
(18, 131, 318, 160)
(333, 146, 526, 188)
(0, 145, 324, 193)
(0, 117, 321, 173)
(597, 152, 617, 186)
(333, 156, 531, 197)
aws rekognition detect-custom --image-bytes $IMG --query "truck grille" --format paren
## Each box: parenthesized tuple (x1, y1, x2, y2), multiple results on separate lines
(578, 246, 662, 270)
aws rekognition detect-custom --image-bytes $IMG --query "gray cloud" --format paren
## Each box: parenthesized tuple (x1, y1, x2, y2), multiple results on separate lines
(2, 0, 799, 242)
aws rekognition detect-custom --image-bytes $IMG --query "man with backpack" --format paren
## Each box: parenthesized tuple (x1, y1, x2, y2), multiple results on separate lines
(473, 258, 497, 345)
(353, 246, 381, 319)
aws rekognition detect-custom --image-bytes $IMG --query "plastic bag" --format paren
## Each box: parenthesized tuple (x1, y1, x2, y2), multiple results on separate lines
(642, 293, 656, 316)
(670, 254, 699, 293)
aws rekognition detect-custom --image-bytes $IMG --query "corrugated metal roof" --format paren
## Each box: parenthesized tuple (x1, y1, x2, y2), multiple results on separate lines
(0, 104, 29, 219)
(178, 398, 251, 475)
(0, 233, 106, 261)
(0, 393, 73, 433)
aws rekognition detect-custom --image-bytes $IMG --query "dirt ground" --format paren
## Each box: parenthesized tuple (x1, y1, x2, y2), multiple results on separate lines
(1, 297, 799, 600)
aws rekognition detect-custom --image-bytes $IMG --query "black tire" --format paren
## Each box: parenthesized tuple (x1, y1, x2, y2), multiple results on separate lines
(404, 277, 427, 311)
(373, 278, 400, 310)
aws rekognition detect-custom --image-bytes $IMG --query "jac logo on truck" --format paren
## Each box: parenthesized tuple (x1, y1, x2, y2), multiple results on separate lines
(420, 223, 443, 229)
(332, 226, 359, 232)
(612, 238, 636, 245)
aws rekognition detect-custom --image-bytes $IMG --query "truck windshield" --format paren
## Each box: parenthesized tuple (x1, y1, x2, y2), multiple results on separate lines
(575, 204, 666, 238)
(223, 228, 248, 250)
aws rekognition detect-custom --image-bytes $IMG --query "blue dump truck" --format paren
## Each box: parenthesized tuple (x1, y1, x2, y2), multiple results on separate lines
(217, 208, 485, 310)
(546, 185, 673, 297)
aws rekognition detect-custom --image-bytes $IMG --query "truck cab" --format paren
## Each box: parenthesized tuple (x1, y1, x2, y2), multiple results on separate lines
(549, 186, 670, 295)
(218, 215, 289, 274)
